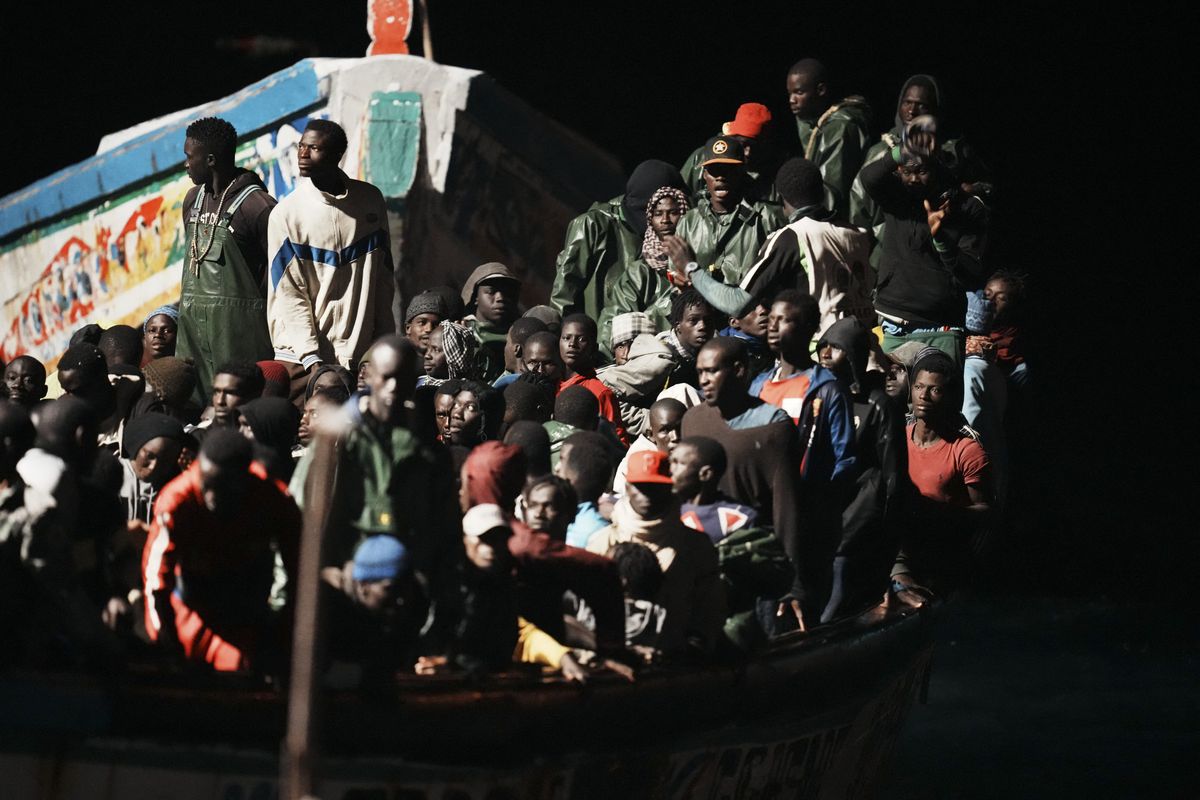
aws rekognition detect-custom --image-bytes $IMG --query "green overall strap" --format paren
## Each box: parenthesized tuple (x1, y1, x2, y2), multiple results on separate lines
(219, 184, 264, 227)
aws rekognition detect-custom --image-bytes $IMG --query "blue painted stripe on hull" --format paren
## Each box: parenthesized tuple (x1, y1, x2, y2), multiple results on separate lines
(0, 60, 324, 241)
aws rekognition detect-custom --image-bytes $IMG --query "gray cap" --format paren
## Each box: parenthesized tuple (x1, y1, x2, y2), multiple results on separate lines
(405, 291, 448, 324)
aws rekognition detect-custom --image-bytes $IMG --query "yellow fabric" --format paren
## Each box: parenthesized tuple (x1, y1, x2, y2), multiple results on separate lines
(43, 370, 65, 400)
(514, 616, 569, 669)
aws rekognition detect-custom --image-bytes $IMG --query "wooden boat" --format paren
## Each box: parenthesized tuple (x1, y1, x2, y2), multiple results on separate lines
(0, 601, 933, 799)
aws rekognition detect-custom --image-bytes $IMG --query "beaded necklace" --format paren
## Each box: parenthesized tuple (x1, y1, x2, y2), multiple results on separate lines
(188, 179, 235, 275)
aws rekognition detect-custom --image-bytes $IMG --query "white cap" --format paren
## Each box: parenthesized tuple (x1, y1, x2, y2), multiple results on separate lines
(462, 504, 510, 539)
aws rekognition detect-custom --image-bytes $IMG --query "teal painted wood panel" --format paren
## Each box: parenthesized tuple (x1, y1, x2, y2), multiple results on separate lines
(365, 92, 421, 199)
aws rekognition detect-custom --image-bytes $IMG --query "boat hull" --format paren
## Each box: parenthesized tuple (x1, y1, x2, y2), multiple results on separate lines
(0, 604, 933, 798)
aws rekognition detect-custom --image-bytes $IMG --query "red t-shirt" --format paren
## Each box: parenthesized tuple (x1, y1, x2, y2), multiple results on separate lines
(755, 368, 812, 424)
(558, 372, 630, 445)
(906, 424, 990, 507)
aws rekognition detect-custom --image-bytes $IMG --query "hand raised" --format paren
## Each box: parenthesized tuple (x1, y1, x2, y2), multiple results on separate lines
(923, 198, 950, 237)
(902, 114, 939, 161)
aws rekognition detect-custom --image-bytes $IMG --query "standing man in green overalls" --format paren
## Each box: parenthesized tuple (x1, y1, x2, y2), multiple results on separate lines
(176, 117, 277, 405)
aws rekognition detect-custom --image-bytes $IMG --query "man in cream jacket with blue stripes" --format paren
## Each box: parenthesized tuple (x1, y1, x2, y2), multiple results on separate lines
(267, 119, 395, 399)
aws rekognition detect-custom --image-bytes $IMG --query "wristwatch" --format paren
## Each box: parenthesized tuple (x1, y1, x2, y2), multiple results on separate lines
(684, 261, 701, 276)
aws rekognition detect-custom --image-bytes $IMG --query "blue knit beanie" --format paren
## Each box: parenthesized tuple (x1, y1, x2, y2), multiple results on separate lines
(352, 535, 410, 582)
(143, 304, 180, 333)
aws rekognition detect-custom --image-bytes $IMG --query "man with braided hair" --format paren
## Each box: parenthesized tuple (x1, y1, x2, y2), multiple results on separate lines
(177, 117, 277, 406)
(786, 58, 871, 221)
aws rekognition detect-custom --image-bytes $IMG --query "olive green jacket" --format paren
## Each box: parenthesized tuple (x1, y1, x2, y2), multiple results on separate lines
(291, 405, 461, 571)
(464, 318, 509, 383)
(595, 261, 674, 360)
(795, 99, 872, 222)
(673, 198, 788, 286)
(549, 198, 641, 322)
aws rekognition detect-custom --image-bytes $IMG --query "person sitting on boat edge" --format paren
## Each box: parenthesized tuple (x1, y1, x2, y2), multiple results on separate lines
(320, 533, 425, 686)
(291, 336, 464, 655)
(567, 540, 671, 663)
(587, 449, 726, 659)
(892, 348, 993, 605)
(142, 429, 299, 673)
(418, 441, 631, 682)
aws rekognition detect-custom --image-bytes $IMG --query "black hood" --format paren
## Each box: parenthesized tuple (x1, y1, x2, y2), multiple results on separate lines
(892, 74, 944, 134)
(622, 160, 686, 238)
(819, 317, 872, 395)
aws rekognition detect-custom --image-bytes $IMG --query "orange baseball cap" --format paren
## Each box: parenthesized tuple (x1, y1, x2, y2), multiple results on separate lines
(626, 449, 673, 485)
(724, 103, 772, 139)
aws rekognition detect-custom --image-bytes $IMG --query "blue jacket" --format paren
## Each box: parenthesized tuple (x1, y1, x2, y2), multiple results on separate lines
(750, 364, 856, 485)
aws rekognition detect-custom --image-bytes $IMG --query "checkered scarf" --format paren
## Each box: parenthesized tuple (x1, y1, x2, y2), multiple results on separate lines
(611, 311, 658, 349)
(641, 187, 690, 271)
(441, 321, 480, 380)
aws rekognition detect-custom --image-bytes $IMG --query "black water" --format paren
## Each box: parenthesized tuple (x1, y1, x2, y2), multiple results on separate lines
(887, 595, 1199, 799)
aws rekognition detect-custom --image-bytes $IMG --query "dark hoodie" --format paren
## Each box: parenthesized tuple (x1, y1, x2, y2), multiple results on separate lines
(849, 75, 991, 265)
(239, 397, 301, 482)
(859, 140, 990, 328)
(622, 160, 688, 239)
(816, 319, 908, 622)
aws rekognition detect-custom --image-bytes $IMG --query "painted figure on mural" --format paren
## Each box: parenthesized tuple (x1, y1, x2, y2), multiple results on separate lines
(175, 116, 278, 405)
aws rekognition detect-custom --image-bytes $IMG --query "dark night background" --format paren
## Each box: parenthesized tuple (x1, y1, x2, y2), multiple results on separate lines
(2, 3, 1194, 795)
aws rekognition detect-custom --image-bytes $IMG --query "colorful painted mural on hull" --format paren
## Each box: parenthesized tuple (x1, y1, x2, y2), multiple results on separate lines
(0, 118, 322, 370)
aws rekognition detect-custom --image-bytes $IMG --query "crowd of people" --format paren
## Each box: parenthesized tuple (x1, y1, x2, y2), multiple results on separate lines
(0, 59, 1031, 684)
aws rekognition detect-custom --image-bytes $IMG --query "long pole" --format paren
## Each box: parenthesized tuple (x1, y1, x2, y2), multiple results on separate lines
(283, 433, 336, 800)
(418, 0, 434, 61)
